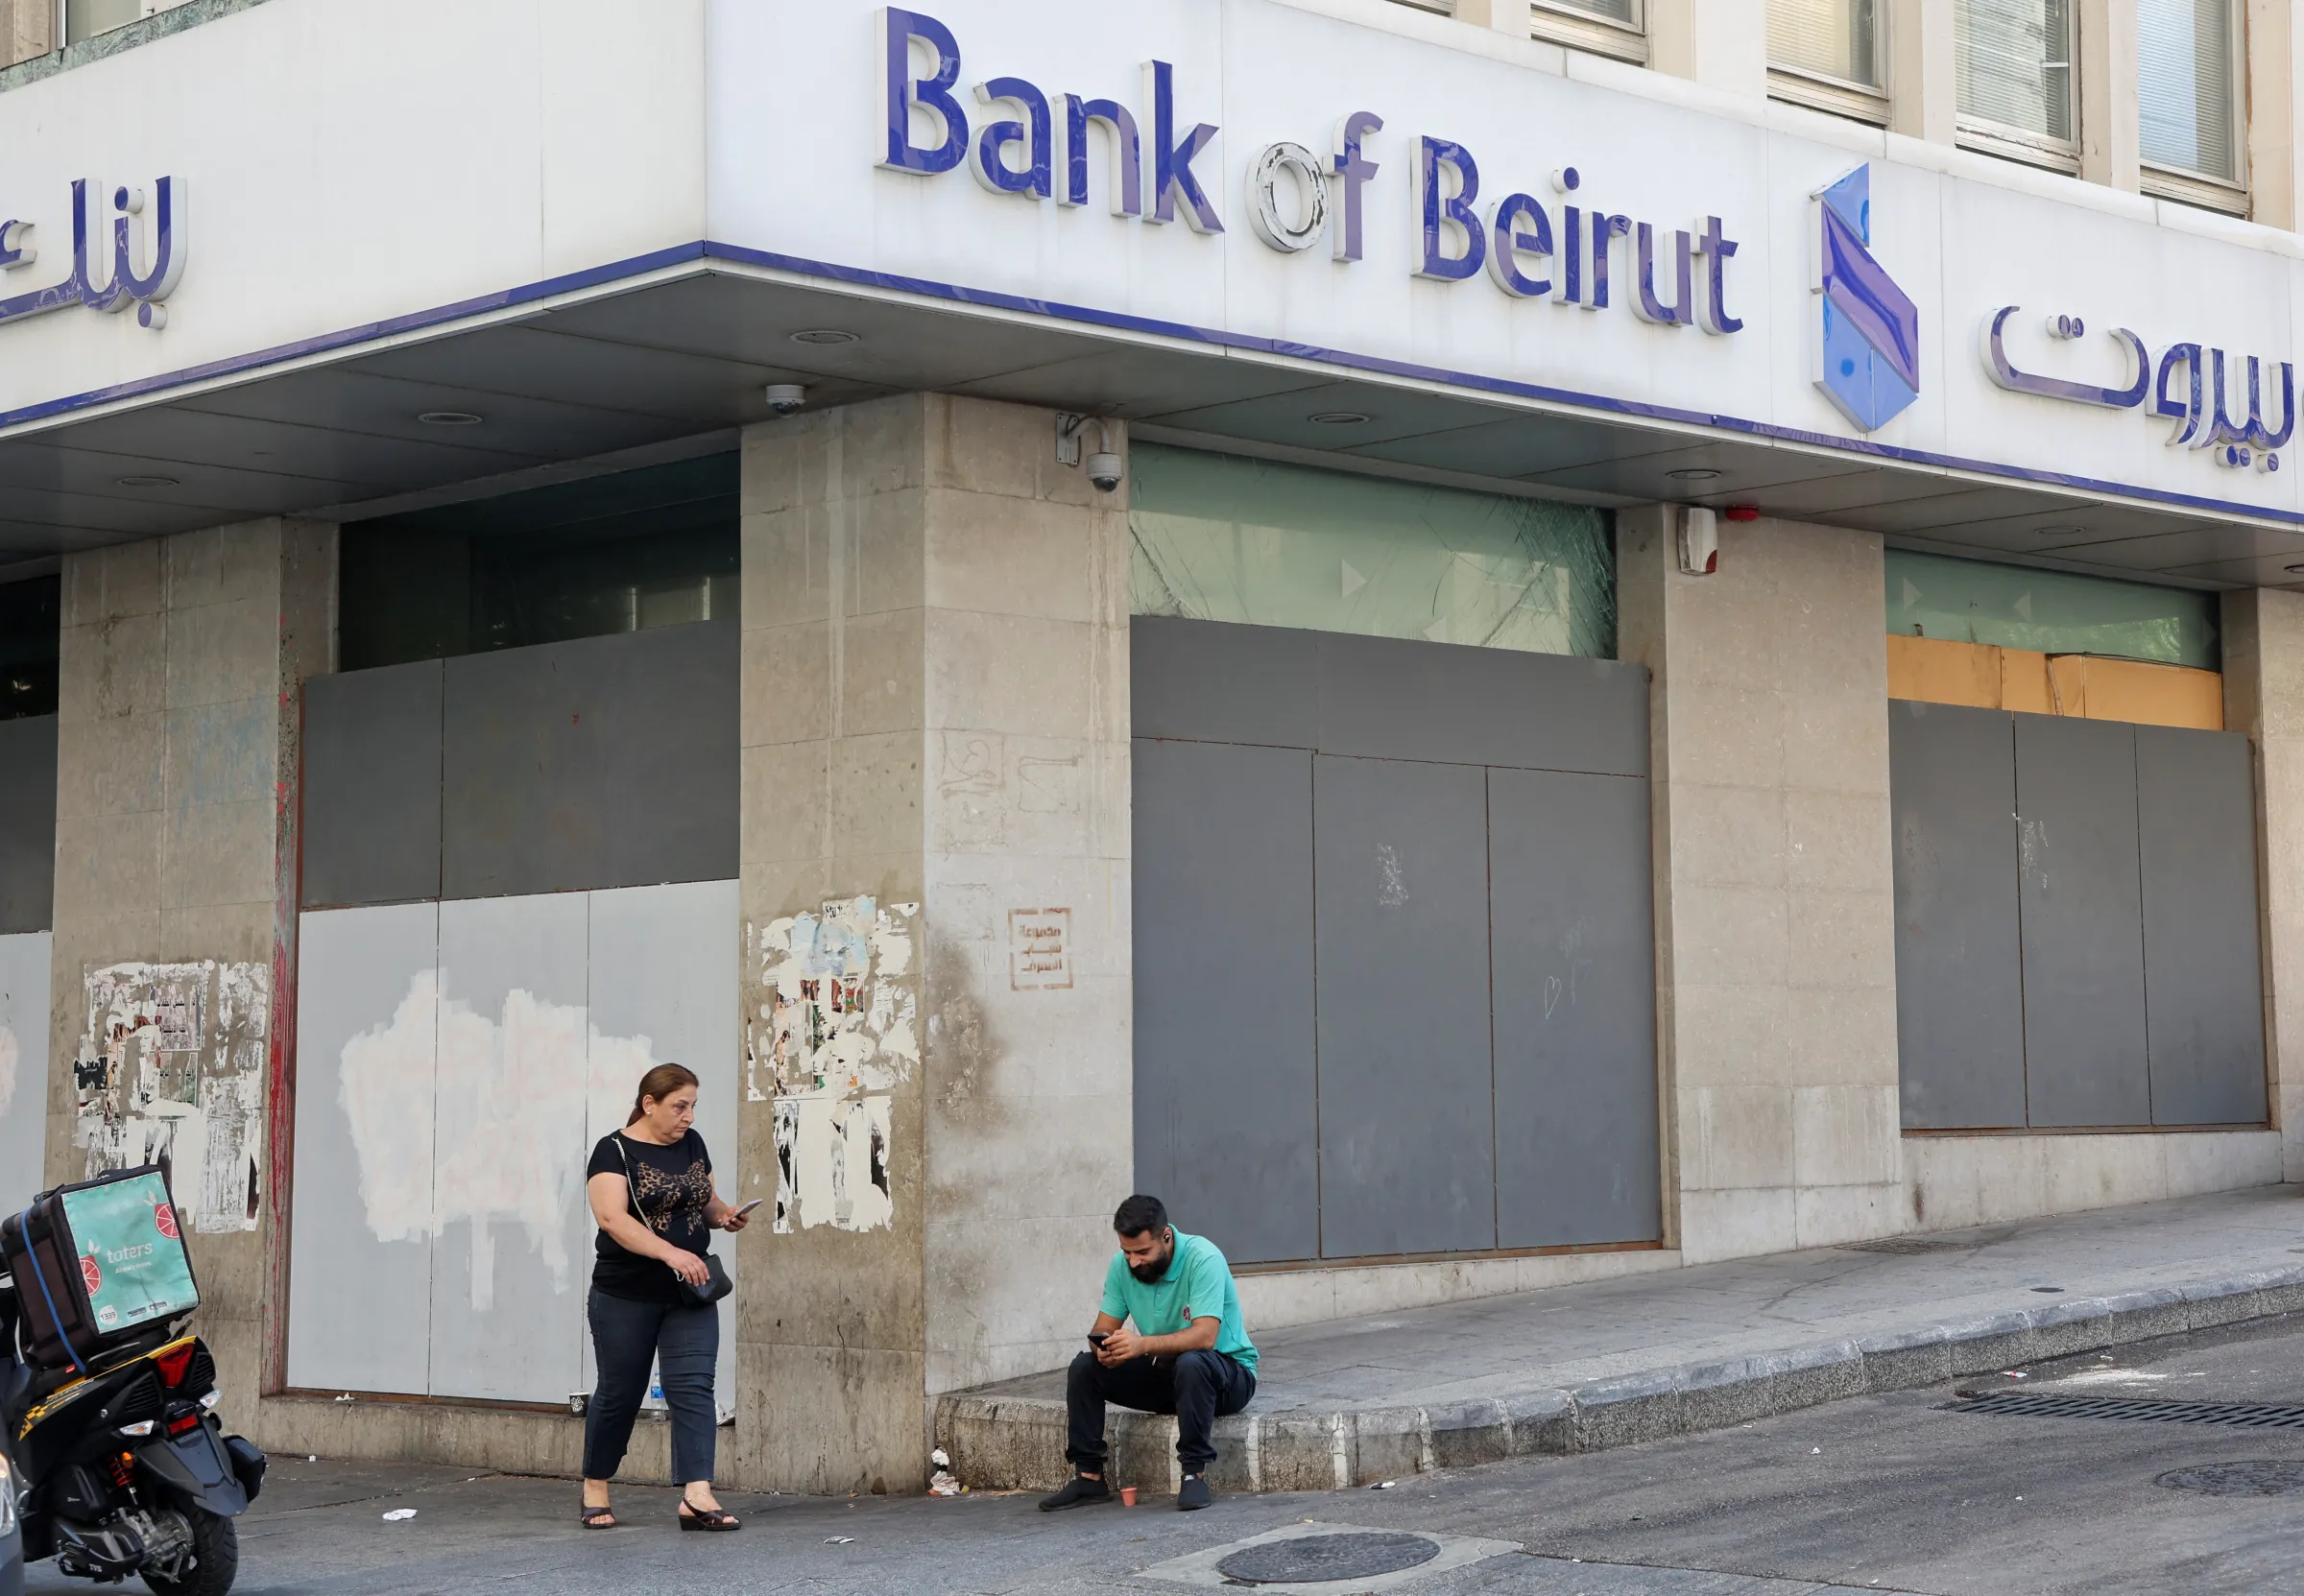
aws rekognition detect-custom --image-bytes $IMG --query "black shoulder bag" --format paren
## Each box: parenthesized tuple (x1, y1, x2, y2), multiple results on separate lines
(614, 1135, 734, 1308)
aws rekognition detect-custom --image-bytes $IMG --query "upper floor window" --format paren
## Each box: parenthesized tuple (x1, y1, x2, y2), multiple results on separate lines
(1956, 0, 2077, 164)
(1769, 0, 1883, 89)
(1769, 0, 1885, 123)
(2139, 0, 2244, 189)
(1530, 0, 1645, 64)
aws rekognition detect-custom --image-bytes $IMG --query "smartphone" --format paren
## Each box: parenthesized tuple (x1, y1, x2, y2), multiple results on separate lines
(1088, 1332, 1111, 1348)
(732, 1199, 765, 1220)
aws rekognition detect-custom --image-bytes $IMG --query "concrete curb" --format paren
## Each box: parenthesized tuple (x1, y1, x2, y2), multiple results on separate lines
(933, 1267, 2304, 1493)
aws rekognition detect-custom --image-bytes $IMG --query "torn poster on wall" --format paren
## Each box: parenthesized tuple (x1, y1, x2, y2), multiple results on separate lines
(74, 962, 269, 1234)
(747, 896, 916, 1233)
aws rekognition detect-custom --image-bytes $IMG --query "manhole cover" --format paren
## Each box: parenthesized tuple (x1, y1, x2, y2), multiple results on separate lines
(1215, 1532, 1443, 1585)
(2157, 1461, 2304, 1497)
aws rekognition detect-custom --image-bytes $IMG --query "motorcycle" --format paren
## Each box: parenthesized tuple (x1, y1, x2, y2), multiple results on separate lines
(0, 1281, 264, 1596)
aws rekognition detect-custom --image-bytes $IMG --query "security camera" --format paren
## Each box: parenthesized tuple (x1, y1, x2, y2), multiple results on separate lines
(1086, 451, 1123, 493)
(765, 383, 807, 417)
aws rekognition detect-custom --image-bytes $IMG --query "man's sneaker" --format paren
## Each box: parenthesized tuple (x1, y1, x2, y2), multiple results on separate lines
(1038, 1475, 1114, 1513)
(1177, 1474, 1213, 1512)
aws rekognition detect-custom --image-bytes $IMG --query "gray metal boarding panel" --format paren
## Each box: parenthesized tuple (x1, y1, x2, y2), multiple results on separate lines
(1314, 753, 1497, 1258)
(1316, 631, 1649, 776)
(443, 619, 739, 900)
(2014, 713, 2150, 1128)
(1887, 702, 2028, 1129)
(2135, 725, 2268, 1126)
(1132, 738, 1319, 1265)
(1130, 617, 1322, 749)
(300, 661, 444, 909)
(0, 714, 55, 934)
(1488, 767, 1660, 1247)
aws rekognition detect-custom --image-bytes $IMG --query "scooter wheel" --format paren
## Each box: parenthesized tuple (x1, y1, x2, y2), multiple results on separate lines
(140, 1510, 238, 1596)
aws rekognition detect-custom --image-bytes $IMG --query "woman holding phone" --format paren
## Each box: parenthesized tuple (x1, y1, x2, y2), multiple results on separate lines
(578, 1062, 756, 1531)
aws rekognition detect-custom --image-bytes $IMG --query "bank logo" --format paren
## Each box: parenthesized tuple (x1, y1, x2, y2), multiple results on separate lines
(1814, 166, 1919, 433)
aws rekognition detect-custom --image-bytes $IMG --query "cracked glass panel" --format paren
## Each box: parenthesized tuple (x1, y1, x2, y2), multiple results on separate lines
(1885, 549, 2218, 668)
(1129, 444, 1617, 658)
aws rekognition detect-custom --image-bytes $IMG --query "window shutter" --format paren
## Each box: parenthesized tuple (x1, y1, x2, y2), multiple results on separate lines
(2139, 0, 2240, 180)
(1956, 0, 2076, 141)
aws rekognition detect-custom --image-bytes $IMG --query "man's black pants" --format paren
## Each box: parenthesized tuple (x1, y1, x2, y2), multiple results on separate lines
(1066, 1349, 1257, 1476)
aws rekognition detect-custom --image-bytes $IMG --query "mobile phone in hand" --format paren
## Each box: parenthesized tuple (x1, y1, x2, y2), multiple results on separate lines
(732, 1199, 765, 1219)
(1088, 1332, 1111, 1348)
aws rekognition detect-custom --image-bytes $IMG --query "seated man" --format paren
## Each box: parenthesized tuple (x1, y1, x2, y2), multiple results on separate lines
(1040, 1195, 1259, 1513)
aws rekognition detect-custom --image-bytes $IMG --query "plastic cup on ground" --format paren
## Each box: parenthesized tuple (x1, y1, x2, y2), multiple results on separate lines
(1119, 1487, 1138, 1507)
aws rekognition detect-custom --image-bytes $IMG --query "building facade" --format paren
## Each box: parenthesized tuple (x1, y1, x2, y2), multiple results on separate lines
(2, 0, 2302, 1492)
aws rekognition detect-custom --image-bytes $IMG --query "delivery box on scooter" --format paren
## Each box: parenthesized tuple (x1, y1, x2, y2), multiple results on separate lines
(1, 1166, 201, 1372)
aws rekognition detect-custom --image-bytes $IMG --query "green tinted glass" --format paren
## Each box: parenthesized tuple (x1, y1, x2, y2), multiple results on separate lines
(1884, 549, 2218, 668)
(1129, 444, 1616, 658)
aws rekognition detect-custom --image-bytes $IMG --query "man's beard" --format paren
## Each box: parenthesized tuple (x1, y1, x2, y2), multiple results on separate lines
(1129, 1252, 1171, 1284)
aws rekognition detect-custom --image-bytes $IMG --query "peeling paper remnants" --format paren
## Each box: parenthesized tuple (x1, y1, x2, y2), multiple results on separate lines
(74, 963, 269, 1234)
(749, 897, 916, 1233)
(337, 970, 660, 1309)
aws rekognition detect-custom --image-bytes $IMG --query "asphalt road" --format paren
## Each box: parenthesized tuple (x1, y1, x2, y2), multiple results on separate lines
(29, 1314, 2304, 1594)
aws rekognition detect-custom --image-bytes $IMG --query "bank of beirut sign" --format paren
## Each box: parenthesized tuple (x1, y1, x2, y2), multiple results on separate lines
(879, 6, 2297, 484)
(0, 177, 182, 330)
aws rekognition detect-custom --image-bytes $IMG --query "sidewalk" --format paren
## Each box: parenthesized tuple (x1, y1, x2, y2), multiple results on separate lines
(939, 1184, 2304, 1493)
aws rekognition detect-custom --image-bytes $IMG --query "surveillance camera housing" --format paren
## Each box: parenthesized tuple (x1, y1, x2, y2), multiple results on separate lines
(765, 383, 807, 417)
(1086, 451, 1123, 493)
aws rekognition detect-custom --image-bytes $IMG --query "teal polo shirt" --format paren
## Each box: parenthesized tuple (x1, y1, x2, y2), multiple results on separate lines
(1100, 1230, 1258, 1376)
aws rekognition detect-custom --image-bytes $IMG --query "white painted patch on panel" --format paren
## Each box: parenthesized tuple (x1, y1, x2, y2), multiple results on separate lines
(74, 961, 267, 1233)
(0, 931, 53, 1218)
(340, 971, 663, 1306)
(752, 896, 915, 1232)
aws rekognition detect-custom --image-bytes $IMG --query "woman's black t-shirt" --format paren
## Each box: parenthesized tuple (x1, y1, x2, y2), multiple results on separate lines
(587, 1129, 714, 1303)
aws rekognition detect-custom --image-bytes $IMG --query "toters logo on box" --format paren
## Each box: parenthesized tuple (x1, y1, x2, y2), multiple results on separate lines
(1009, 908, 1073, 991)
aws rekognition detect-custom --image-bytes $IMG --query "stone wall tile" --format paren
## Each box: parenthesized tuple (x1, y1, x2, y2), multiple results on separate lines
(1676, 1185, 1797, 1264)
(740, 622, 832, 749)
(1787, 887, 1895, 991)
(741, 740, 828, 866)
(1669, 882, 1788, 989)
(1681, 1084, 1795, 1189)
(924, 489, 1098, 623)
(836, 608, 926, 737)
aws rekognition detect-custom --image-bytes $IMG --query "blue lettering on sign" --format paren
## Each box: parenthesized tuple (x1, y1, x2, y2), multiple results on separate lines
(869, 12, 1748, 335)
(1983, 309, 2293, 473)
(0, 176, 185, 331)
(878, 8, 1218, 231)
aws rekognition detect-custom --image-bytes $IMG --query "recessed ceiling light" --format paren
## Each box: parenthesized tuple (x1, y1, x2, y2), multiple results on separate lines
(790, 329, 860, 345)
(417, 410, 485, 427)
(2033, 524, 2088, 537)
(1308, 411, 1370, 425)
(1667, 467, 1722, 482)
(114, 475, 180, 488)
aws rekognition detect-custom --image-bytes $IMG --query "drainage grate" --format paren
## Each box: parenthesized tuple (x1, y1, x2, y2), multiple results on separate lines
(1839, 1236, 1974, 1254)
(2156, 1461, 2304, 1497)
(1952, 1391, 2304, 1428)
(1214, 1532, 1442, 1585)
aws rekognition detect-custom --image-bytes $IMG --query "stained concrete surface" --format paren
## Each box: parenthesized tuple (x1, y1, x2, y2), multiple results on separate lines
(32, 1313, 2304, 1594)
(947, 1184, 2304, 1489)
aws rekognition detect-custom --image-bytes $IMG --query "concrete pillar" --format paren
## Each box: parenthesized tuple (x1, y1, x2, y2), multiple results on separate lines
(1646, 0, 1768, 97)
(1886, 0, 1959, 145)
(2, 0, 53, 67)
(2076, 0, 2142, 191)
(734, 393, 1133, 1493)
(2246, 0, 2304, 229)
(46, 519, 336, 1414)
(1618, 510, 1903, 1264)
(2218, 589, 2304, 1178)
(1452, 0, 1524, 35)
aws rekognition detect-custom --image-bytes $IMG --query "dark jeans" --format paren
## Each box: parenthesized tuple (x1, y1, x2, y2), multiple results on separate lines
(584, 1288, 720, 1484)
(1066, 1349, 1257, 1476)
